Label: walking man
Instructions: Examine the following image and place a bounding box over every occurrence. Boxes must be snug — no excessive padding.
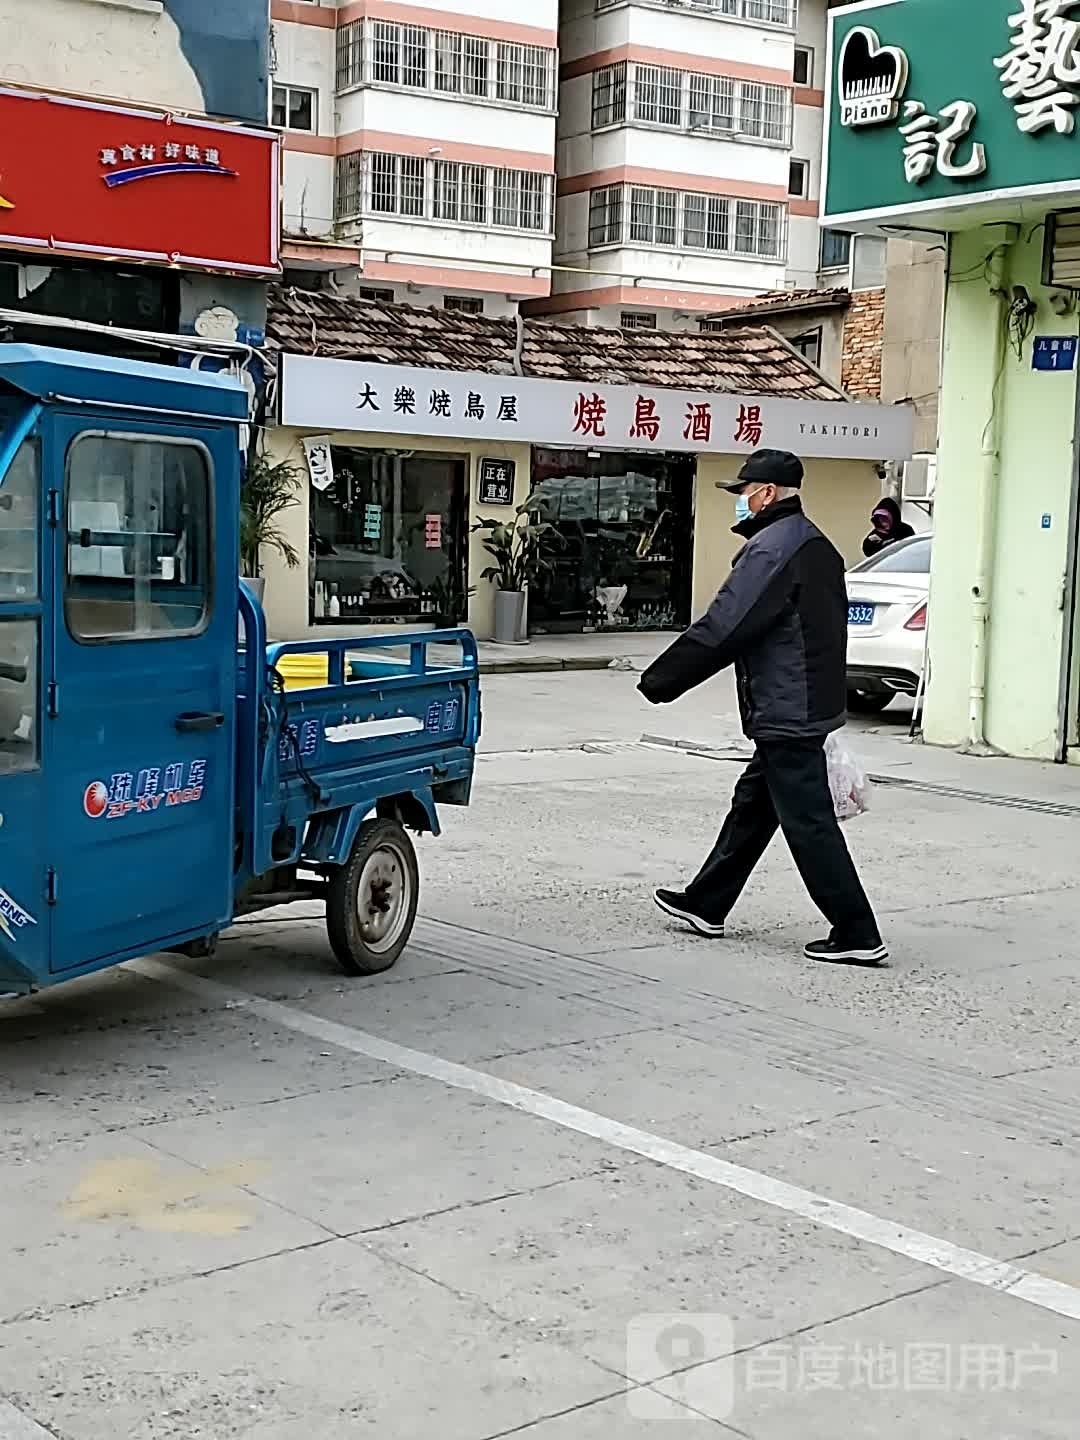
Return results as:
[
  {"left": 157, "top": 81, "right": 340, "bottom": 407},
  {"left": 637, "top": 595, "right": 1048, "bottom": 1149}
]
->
[{"left": 638, "top": 449, "right": 887, "bottom": 966}]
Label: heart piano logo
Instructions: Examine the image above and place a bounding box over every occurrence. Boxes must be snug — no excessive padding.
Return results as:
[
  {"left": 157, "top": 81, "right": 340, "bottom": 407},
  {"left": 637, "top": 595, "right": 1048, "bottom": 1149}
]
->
[{"left": 838, "top": 26, "right": 909, "bottom": 128}]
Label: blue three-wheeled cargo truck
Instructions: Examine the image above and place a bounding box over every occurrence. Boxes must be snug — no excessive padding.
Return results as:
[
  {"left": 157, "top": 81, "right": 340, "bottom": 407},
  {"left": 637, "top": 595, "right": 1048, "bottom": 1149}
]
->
[{"left": 0, "top": 344, "right": 480, "bottom": 996}]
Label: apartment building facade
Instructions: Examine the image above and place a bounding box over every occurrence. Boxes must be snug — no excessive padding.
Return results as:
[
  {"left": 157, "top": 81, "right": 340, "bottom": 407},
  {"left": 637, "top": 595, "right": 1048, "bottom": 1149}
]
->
[
  {"left": 271, "top": 0, "right": 861, "bottom": 323},
  {"left": 272, "top": 0, "right": 559, "bottom": 317}
]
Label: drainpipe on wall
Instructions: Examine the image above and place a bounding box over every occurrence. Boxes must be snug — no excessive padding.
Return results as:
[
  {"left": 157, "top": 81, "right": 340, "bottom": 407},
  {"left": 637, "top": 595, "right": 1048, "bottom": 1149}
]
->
[{"left": 966, "top": 231, "right": 1015, "bottom": 753}]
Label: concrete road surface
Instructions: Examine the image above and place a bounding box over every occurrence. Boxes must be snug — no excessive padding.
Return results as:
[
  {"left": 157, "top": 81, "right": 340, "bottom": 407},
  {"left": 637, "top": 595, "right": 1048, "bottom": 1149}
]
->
[{"left": 2, "top": 655, "right": 1079, "bottom": 1438}]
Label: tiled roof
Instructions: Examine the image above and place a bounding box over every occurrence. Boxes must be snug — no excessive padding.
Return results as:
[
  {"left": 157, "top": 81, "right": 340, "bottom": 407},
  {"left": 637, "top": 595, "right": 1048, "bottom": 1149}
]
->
[
  {"left": 710, "top": 287, "right": 852, "bottom": 321},
  {"left": 266, "top": 288, "right": 844, "bottom": 402}
]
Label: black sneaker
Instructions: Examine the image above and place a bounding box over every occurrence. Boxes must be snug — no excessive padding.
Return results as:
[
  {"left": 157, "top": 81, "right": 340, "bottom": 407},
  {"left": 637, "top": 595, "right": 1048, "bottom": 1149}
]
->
[
  {"left": 653, "top": 888, "right": 726, "bottom": 938},
  {"left": 805, "top": 937, "right": 889, "bottom": 967}
]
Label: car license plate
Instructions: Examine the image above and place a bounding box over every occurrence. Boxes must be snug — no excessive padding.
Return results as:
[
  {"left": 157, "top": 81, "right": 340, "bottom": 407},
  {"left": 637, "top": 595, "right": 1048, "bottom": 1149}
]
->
[{"left": 848, "top": 603, "right": 875, "bottom": 626}]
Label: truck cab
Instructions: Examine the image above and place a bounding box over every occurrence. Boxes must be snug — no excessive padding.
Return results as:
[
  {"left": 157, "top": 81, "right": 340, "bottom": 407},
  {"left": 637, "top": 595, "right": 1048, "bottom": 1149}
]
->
[{"left": 0, "top": 344, "right": 479, "bottom": 995}]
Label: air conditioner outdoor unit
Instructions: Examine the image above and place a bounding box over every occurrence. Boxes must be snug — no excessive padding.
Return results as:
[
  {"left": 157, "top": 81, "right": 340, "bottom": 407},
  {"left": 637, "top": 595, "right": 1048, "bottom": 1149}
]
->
[{"left": 901, "top": 455, "right": 936, "bottom": 502}]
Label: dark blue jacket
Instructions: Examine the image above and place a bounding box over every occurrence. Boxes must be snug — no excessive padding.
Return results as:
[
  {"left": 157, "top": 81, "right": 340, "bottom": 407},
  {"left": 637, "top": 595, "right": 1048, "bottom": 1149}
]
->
[{"left": 639, "top": 497, "right": 847, "bottom": 740}]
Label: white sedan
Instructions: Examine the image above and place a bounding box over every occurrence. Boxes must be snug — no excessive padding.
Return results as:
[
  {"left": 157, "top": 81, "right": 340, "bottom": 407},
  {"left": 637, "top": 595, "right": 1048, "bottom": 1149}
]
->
[{"left": 845, "top": 533, "right": 931, "bottom": 714}]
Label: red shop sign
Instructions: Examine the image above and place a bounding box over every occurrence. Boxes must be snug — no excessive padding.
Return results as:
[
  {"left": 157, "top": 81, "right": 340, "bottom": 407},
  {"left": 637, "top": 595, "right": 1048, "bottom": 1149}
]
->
[{"left": 0, "top": 85, "right": 280, "bottom": 275}]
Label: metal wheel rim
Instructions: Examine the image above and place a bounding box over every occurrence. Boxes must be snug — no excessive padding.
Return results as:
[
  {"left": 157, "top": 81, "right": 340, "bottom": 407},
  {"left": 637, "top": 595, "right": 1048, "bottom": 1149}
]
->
[{"left": 356, "top": 841, "right": 412, "bottom": 954}]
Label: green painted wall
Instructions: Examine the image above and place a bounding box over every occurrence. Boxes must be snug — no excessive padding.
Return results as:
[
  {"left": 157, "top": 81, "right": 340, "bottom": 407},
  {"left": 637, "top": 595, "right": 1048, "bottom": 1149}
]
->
[{"left": 924, "top": 225, "right": 1078, "bottom": 758}]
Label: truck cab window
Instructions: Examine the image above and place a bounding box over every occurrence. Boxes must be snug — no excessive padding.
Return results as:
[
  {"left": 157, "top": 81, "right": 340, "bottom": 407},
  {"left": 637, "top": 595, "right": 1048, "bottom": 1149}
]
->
[
  {"left": 0, "top": 436, "right": 39, "bottom": 601},
  {"left": 65, "top": 434, "right": 212, "bottom": 641}
]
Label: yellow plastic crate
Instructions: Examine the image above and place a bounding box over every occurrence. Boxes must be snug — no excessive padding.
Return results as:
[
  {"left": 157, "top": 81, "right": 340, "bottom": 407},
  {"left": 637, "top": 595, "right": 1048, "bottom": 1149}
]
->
[{"left": 276, "top": 653, "right": 330, "bottom": 691}]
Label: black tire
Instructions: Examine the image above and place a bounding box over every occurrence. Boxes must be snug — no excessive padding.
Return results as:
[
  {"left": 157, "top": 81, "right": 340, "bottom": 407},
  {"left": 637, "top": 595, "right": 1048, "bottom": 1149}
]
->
[
  {"left": 847, "top": 689, "right": 892, "bottom": 714},
  {"left": 326, "top": 817, "right": 419, "bottom": 976}
]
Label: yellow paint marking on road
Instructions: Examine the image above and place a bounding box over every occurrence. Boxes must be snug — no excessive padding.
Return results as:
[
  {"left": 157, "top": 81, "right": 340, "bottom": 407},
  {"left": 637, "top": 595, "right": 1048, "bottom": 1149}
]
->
[{"left": 63, "top": 1156, "right": 264, "bottom": 1236}]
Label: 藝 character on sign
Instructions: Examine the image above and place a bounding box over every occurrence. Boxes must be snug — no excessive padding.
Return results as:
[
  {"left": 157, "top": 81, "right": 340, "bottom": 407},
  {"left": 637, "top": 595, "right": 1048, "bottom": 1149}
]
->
[
  {"left": 996, "top": 0, "right": 1080, "bottom": 134},
  {"left": 734, "top": 403, "right": 764, "bottom": 447},
  {"left": 629, "top": 396, "right": 661, "bottom": 442},
  {"left": 899, "top": 100, "right": 986, "bottom": 184},
  {"left": 573, "top": 392, "right": 607, "bottom": 438}
]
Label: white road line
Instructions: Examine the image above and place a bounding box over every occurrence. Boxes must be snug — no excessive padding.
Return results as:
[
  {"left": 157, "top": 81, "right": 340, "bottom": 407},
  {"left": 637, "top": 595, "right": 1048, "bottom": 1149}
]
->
[
  {"left": 133, "top": 957, "right": 1080, "bottom": 1325},
  {"left": 0, "top": 1399, "right": 59, "bottom": 1437}
]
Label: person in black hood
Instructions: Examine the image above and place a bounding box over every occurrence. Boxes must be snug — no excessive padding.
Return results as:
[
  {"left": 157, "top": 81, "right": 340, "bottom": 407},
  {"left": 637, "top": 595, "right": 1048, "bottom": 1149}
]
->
[
  {"left": 638, "top": 449, "right": 886, "bottom": 967},
  {"left": 862, "top": 496, "right": 915, "bottom": 558}
]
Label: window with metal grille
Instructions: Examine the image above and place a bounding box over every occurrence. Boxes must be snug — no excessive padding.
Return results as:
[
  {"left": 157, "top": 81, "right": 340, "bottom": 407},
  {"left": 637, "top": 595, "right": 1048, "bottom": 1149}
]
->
[
  {"left": 733, "top": 199, "right": 781, "bottom": 257},
  {"left": 688, "top": 73, "right": 735, "bottom": 130},
  {"left": 495, "top": 43, "right": 550, "bottom": 106},
  {"left": 461, "top": 164, "right": 488, "bottom": 224},
  {"left": 699, "top": 317, "right": 726, "bottom": 332},
  {"left": 433, "top": 160, "right": 460, "bottom": 221},
  {"left": 634, "top": 65, "right": 682, "bottom": 126},
  {"left": 736, "top": 81, "right": 789, "bottom": 141},
  {"left": 372, "top": 22, "right": 400, "bottom": 83},
  {"left": 588, "top": 186, "right": 623, "bottom": 246},
  {"left": 620, "top": 311, "right": 657, "bottom": 330},
  {"left": 683, "top": 193, "right": 730, "bottom": 253},
  {"left": 370, "top": 21, "right": 426, "bottom": 86},
  {"left": 596, "top": 0, "right": 795, "bottom": 22},
  {"left": 494, "top": 169, "right": 547, "bottom": 231},
  {"left": 593, "top": 62, "right": 628, "bottom": 127},
  {"left": 629, "top": 186, "right": 677, "bottom": 246},
  {"left": 336, "top": 21, "right": 363, "bottom": 91},
  {"left": 444, "top": 295, "right": 484, "bottom": 314},
  {"left": 355, "top": 154, "right": 546, "bottom": 233},
  {"left": 366, "top": 152, "right": 425, "bottom": 217},
  {"left": 434, "top": 30, "right": 462, "bottom": 92},
  {"left": 402, "top": 25, "right": 427, "bottom": 87},
  {"left": 464, "top": 35, "right": 489, "bottom": 96},
  {"left": 334, "top": 152, "right": 364, "bottom": 220}
]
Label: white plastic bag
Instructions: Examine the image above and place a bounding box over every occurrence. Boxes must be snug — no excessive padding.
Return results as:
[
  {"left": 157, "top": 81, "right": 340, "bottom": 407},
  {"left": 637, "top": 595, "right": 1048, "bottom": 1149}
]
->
[{"left": 825, "top": 730, "right": 872, "bottom": 822}]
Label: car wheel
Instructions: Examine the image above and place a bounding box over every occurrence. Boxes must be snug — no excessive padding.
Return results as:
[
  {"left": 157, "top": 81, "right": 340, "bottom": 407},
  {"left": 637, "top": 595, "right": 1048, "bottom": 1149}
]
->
[{"left": 847, "top": 689, "right": 892, "bottom": 715}]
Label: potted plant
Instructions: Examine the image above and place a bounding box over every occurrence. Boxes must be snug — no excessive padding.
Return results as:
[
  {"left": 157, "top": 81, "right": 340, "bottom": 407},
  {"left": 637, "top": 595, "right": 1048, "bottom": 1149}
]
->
[
  {"left": 239, "top": 449, "right": 304, "bottom": 601},
  {"left": 425, "top": 574, "right": 477, "bottom": 628},
  {"left": 473, "top": 502, "right": 558, "bottom": 644}
]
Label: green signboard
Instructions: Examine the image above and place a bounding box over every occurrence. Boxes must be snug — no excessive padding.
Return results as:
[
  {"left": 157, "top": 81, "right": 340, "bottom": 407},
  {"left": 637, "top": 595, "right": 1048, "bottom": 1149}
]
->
[{"left": 824, "top": 0, "right": 1080, "bottom": 228}]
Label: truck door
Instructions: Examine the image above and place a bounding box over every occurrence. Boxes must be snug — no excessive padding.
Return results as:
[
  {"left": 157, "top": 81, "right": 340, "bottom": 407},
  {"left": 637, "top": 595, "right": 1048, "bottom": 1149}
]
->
[
  {"left": 0, "top": 411, "right": 50, "bottom": 991},
  {"left": 48, "top": 415, "right": 237, "bottom": 974}
]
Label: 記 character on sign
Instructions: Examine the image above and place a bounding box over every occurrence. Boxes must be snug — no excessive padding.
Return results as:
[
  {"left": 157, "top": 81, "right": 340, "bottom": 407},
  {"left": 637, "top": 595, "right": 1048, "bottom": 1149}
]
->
[
  {"left": 995, "top": 0, "right": 1080, "bottom": 135},
  {"left": 899, "top": 99, "right": 987, "bottom": 184}
]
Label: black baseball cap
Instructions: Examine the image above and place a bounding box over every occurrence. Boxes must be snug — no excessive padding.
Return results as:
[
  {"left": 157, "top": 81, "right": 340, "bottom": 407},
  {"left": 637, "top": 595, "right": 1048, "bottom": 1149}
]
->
[{"left": 717, "top": 448, "right": 804, "bottom": 492}]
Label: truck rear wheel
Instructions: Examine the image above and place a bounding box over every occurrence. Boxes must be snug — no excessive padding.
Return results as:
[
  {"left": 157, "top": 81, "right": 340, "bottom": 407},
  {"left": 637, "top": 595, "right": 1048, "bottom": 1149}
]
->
[{"left": 327, "top": 818, "right": 419, "bottom": 976}]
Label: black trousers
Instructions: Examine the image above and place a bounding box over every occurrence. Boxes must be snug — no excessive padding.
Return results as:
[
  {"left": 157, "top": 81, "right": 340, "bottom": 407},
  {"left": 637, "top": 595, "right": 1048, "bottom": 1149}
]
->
[{"left": 684, "top": 738, "right": 882, "bottom": 947}]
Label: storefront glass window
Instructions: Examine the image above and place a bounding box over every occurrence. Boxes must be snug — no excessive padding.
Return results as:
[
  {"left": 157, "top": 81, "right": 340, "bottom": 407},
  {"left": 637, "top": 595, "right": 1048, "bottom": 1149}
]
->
[
  {"left": 529, "top": 449, "right": 695, "bottom": 633},
  {"left": 311, "top": 448, "right": 467, "bottom": 624}
]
